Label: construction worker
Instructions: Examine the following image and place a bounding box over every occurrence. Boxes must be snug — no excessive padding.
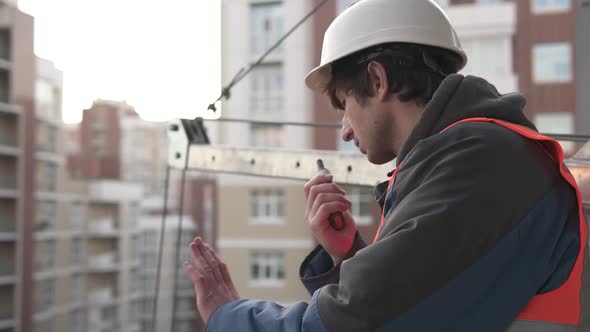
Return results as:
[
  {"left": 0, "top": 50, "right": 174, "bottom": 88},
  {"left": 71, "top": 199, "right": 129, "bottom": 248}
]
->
[{"left": 183, "top": 0, "right": 589, "bottom": 331}]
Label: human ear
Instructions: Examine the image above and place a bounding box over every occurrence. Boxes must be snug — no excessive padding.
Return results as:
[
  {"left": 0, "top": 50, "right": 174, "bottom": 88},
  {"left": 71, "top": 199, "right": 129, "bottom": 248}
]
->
[{"left": 367, "top": 62, "right": 389, "bottom": 101}]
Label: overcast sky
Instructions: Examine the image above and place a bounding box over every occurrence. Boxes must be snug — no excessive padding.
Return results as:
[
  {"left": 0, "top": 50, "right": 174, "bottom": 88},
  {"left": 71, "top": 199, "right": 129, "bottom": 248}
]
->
[{"left": 18, "top": 0, "right": 221, "bottom": 123}]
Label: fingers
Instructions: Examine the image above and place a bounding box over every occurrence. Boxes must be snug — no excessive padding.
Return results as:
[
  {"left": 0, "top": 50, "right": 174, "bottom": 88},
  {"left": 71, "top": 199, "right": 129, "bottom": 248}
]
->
[
  {"left": 199, "top": 240, "right": 224, "bottom": 283},
  {"left": 189, "top": 238, "right": 212, "bottom": 277},
  {"left": 205, "top": 244, "right": 240, "bottom": 299},
  {"left": 305, "top": 182, "right": 347, "bottom": 220},
  {"left": 310, "top": 201, "right": 351, "bottom": 230},
  {"left": 188, "top": 238, "right": 239, "bottom": 300},
  {"left": 304, "top": 174, "right": 333, "bottom": 197},
  {"left": 309, "top": 192, "right": 351, "bottom": 223}
]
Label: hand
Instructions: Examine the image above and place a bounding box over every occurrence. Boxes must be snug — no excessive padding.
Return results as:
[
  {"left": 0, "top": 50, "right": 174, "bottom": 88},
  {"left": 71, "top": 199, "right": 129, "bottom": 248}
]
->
[
  {"left": 182, "top": 237, "right": 239, "bottom": 324},
  {"left": 304, "top": 174, "right": 357, "bottom": 265}
]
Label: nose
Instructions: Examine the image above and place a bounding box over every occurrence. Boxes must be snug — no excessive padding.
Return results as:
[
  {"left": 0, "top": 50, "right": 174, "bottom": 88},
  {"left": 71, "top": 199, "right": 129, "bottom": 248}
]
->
[{"left": 341, "top": 116, "right": 354, "bottom": 142}]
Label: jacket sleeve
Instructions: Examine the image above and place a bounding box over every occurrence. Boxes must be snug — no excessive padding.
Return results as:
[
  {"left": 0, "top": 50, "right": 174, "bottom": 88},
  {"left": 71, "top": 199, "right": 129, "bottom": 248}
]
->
[
  {"left": 207, "top": 289, "right": 328, "bottom": 332},
  {"left": 206, "top": 234, "right": 367, "bottom": 332},
  {"left": 299, "top": 234, "right": 367, "bottom": 295}
]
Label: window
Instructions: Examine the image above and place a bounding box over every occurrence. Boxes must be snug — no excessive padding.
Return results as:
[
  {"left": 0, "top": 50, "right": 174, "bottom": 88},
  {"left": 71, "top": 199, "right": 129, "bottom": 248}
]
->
[
  {"left": 69, "top": 309, "right": 83, "bottom": 332},
  {"left": 140, "top": 252, "right": 157, "bottom": 269},
  {"left": 35, "top": 240, "right": 56, "bottom": 271},
  {"left": 36, "top": 278, "right": 55, "bottom": 313},
  {"left": 478, "top": 0, "right": 502, "bottom": 4},
  {"left": 532, "top": 0, "right": 570, "bottom": 14},
  {"left": 139, "top": 274, "right": 156, "bottom": 291},
  {"left": 70, "top": 201, "right": 85, "bottom": 228},
  {"left": 460, "top": 37, "right": 510, "bottom": 79},
  {"left": 129, "top": 299, "right": 141, "bottom": 322},
  {"left": 36, "top": 79, "right": 59, "bottom": 119},
  {"left": 70, "top": 273, "right": 83, "bottom": 302},
  {"left": 130, "top": 235, "right": 140, "bottom": 260},
  {"left": 70, "top": 309, "right": 85, "bottom": 332},
  {"left": 0, "top": 69, "right": 10, "bottom": 103},
  {"left": 142, "top": 231, "right": 158, "bottom": 248},
  {"left": 348, "top": 187, "right": 373, "bottom": 226},
  {"left": 35, "top": 318, "right": 55, "bottom": 332},
  {"left": 141, "top": 322, "right": 154, "bottom": 332},
  {"left": 250, "top": 63, "right": 283, "bottom": 113},
  {"left": 533, "top": 43, "right": 572, "bottom": 83},
  {"left": 175, "top": 320, "right": 197, "bottom": 332},
  {"left": 0, "top": 29, "right": 10, "bottom": 61},
  {"left": 249, "top": 189, "right": 285, "bottom": 224},
  {"left": 250, "top": 124, "right": 285, "bottom": 147},
  {"left": 36, "top": 201, "right": 57, "bottom": 231},
  {"left": 141, "top": 298, "right": 154, "bottom": 313},
  {"left": 101, "top": 305, "right": 118, "bottom": 322},
  {"left": 175, "top": 298, "right": 195, "bottom": 313},
  {"left": 36, "top": 162, "right": 57, "bottom": 192},
  {"left": 250, "top": 252, "right": 285, "bottom": 287},
  {"left": 250, "top": 2, "right": 284, "bottom": 56},
  {"left": 71, "top": 238, "right": 83, "bottom": 265},
  {"left": 35, "top": 122, "right": 57, "bottom": 152}
]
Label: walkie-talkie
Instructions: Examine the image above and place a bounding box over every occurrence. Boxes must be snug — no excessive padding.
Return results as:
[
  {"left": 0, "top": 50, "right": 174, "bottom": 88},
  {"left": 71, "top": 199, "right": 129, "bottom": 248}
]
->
[{"left": 316, "top": 159, "right": 346, "bottom": 231}]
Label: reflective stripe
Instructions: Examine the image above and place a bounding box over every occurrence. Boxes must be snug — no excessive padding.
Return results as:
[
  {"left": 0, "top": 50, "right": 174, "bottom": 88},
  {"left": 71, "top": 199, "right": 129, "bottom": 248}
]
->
[
  {"left": 506, "top": 319, "right": 578, "bottom": 332},
  {"left": 373, "top": 163, "right": 402, "bottom": 243}
]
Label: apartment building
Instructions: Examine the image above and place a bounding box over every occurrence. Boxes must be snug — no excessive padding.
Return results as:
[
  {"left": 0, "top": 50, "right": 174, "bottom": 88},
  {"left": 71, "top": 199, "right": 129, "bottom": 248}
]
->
[
  {"left": 66, "top": 100, "right": 215, "bottom": 331},
  {"left": 32, "top": 57, "right": 71, "bottom": 332},
  {"left": 513, "top": 0, "right": 583, "bottom": 136},
  {"left": 0, "top": 2, "right": 36, "bottom": 331},
  {"left": 120, "top": 117, "right": 168, "bottom": 194},
  {"left": 66, "top": 100, "right": 138, "bottom": 180},
  {"left": 83, "top": 180, "right": 143, "bottom": 332}
]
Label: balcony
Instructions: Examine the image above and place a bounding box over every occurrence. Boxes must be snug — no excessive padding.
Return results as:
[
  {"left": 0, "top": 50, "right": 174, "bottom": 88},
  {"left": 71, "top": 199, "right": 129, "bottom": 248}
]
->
[
  {"left": 88, "top": 288, "right": 115, "bottom": 305},
  {"left": 0, "top": 262, "right": 15, "bottom": 285},
  {"left": 0, "top": 318, "right": 15, "bottom": 330},
  {"left": 0, "top": 232, "right": 16, "bottom": 242},
  {"left": 126, "top": 323, "right": 141, "bottom": 332},
  {"left": 0, "top": 102, "right": 19, "bottom": 115},
  {"left": 0, "top": 132, "right": 18, "bottom": 157},
  {"left": 89, "top": 180, "right": 143, "bottom": 203},
  {"left": 0, "top": 58, "right": 10, "bottom": 71},
  {"left": 88, "top": 303, "right": 119, "bottom": 331},
  {"left": 87, "top": 218, "right": 119, "bottom": 237},
  {"left": 0, "top": 145, "right": 18, "bottom": 157},
  {"left": 0, "top": 207, "right": 16, "bottom": 241},
  {"left": 87, "top": 252, "right": 119, "bottom": 272}
]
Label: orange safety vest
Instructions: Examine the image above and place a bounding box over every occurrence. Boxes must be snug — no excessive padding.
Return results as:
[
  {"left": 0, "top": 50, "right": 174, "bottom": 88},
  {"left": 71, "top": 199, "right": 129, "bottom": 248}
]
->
[{"left": 374, "top": 117, "right": 588, "bottom": 331}]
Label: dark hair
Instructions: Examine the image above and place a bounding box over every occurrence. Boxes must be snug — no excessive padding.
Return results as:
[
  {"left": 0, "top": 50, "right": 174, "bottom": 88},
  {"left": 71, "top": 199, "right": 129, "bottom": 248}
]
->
[{"left": 325, "top": 43, "right": 463, "bottom": 109}]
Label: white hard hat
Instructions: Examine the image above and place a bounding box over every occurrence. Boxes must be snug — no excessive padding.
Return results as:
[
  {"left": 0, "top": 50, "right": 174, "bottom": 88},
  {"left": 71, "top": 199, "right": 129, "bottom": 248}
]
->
[{"left": 305, "top": 0, "right": 467, "bottom": 91}]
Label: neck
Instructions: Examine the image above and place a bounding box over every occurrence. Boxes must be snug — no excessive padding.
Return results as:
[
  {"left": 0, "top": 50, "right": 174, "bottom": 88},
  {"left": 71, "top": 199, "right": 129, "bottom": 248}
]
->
[{"left": 391, "top": 100, "right": 425, "bottom": 156}]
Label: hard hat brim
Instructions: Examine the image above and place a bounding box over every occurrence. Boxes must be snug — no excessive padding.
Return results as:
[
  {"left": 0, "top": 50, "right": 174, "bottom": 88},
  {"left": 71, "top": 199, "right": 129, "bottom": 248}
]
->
[{"left": 305, "top": 63, "right": 332, "bottom": 92}]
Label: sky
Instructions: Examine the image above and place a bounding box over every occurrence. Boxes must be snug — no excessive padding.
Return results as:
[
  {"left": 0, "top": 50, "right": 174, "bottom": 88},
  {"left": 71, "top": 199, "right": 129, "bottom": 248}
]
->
[{"left": 18, "top": 0, "right": 221, "bottom": 123}]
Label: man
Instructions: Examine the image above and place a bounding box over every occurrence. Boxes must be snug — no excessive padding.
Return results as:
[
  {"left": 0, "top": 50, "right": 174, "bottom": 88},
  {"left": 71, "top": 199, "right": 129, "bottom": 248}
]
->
[{"left": 183, "top": 0, "right": 589, "bottom": 331}]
